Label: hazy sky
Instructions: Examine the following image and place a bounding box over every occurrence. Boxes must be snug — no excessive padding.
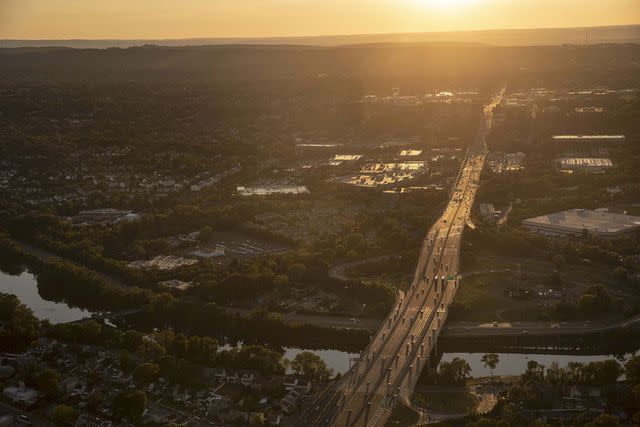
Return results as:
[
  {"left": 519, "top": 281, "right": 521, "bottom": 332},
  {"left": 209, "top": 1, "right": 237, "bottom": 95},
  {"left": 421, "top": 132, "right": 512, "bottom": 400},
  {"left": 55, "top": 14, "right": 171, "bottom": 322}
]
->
[{"left": 1, "top": 0, "right": 639, "bottom": 39}]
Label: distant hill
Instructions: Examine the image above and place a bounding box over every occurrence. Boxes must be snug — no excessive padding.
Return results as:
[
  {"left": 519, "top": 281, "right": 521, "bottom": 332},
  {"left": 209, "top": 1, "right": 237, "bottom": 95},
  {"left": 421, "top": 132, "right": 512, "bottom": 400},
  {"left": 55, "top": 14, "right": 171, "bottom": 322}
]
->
[{"left": 1, "top": 25, "right": 639, "bottom": 49}]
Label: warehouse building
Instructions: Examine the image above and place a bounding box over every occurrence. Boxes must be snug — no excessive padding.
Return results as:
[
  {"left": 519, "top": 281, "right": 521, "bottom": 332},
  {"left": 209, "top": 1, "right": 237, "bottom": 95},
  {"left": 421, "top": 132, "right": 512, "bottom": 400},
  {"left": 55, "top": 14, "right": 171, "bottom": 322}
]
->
[
  {"left": 552, "top": 135, "right": 625, "bottom": 143},
  {"left": 558, "top": 157, "right": 613, "bottom": 172},
  {"left": 522, "top": 209, "right": 640, "bottom": 238}
]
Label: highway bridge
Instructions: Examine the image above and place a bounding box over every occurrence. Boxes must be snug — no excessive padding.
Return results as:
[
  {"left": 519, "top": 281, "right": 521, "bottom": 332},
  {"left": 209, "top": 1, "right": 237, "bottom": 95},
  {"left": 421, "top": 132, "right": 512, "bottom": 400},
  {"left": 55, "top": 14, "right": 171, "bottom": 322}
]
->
[{"left": 302, "top": 86, "right": 506, "bottom": 427}]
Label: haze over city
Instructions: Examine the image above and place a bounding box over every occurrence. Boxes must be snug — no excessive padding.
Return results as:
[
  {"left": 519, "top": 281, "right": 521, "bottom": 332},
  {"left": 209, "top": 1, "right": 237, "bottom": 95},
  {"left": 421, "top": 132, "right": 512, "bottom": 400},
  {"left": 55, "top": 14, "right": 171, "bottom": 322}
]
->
[
  {"left": 1, "top": 0, "right": 639, "bottom": 39},
  {"left": 1, "top": 1, "right": 640, "bottom": 427}
]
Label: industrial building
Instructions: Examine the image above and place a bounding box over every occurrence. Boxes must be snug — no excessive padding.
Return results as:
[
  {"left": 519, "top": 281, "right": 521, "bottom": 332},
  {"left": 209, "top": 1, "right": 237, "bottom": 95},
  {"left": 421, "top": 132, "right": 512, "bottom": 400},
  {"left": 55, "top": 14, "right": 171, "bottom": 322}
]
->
[
  {"left": 552, "top": 135, "right": 625, "bottom": 143},
  {"left": 558, "top": 157, "right": 613, "bottom": 172},
  {"left": 522, "top": 209, "right": 640, "bottom": 238}
]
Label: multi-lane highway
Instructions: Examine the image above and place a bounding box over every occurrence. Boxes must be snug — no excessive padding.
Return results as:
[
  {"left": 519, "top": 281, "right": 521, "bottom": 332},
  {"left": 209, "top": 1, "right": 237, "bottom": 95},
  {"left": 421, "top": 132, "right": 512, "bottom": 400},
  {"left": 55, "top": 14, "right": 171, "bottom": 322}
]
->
[{"left": 303, "top": 87, "right": 505, "bottom": 427}]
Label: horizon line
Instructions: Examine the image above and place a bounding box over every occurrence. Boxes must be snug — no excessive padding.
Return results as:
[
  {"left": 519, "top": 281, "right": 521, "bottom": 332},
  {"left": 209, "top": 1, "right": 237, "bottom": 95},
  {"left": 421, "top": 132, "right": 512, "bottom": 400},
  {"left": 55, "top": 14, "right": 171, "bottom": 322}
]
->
[{"left": 2, "top": 23, "right": 639, "bottom": 43}]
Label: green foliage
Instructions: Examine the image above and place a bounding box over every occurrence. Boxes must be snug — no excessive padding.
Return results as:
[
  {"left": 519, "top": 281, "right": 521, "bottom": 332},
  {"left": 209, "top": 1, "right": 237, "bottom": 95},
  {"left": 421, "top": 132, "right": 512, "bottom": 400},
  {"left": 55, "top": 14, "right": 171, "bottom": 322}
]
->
[
  {"left": 33, "top": 259, "right": 150, "bottom": 311},
  {"left": 35, "top": 368, "right": 61, "bottom": 398},
  {"left": 581, "top": 359, "right": 622, "bottom": 386},
  {"left": 113, "top": 390, "right": 147, "bottom": 422},
  {"left": 287, "top": 263, "right": 307, "bottom": 282},
  {"left": 437, "top": 357, "right": 472, "bottom": 384},
  {"left": 584, "top": 413, "right": 620, "bottom": 427},
  {"left": 46, "top": 320, "right": 104, "bottom": 344},
  {"left": 0, "top": 292, "right": 39, "bottom": 341},
  {"left": 133, "top": 362, "right": 160, "bottom": 384},
  {"left": 50, "top": 404, "right": 78, "bottom": 426},
  {"left": 119, "top": 330, "right": 144, "bottom": 352},
  {"left": 198, "top": 226, "right": 214, "bottom": 242},
  {"left": 481, "top": 353, "right": 500, "bottom": 378},
  {"left": 291, "top": 352, "right": 333, "bottom": 381},
  {"left": 577, "top": 285, "right": 612, "bottom": 315},
  {"left": 384, "top": 404, "right": 419, "bottom": 427},
  {"left": 625, "top": 355, "right": 640, "bottom": 385}
]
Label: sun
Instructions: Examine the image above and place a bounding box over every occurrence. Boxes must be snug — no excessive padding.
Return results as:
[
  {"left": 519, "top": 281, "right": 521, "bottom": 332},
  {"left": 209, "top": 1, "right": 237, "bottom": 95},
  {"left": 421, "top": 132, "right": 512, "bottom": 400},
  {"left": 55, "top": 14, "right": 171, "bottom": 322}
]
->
[{"left": 417, "top": 0, "right": 479, "bottom": 9}]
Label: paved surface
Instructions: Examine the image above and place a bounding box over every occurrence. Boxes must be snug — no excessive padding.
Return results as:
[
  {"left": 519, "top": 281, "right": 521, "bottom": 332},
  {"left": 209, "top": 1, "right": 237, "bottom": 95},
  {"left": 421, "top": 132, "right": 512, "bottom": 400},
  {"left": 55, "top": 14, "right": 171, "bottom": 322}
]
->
[
  {"left": 443, "top": 314, "right": 640, "bottom": 337},
  {"left": 301, "top": 86, "right": 506, "bottom": 427},
  {"left": 0, "top": 401, "right": 53, "bottom": 427}
]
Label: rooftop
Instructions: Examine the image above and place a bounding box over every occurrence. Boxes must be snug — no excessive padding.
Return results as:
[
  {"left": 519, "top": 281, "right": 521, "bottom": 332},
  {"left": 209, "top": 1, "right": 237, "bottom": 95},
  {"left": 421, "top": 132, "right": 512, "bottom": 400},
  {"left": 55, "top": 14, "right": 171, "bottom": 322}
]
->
[
  {"left": 552, "top": 135, "right": 625, "bottom": 141},
  {"left": 559, "top": 158, "right": 613, "bottom": 168},
  {"left": 523, "top": 209, "right": 640, "bottom": 237}
]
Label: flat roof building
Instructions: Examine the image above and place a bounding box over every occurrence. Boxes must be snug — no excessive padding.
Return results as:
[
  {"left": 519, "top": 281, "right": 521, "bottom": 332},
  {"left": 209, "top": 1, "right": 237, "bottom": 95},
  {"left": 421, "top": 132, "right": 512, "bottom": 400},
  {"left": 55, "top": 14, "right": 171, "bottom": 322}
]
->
[
  {"left": 552, "top": 135, "right": 625, "bottom": 143},
  {"left": 558, "top": 157, "right": 613, "bottom": 172},
  {"left": 522, "top": 209, "right": 640, "bottom": 238}
]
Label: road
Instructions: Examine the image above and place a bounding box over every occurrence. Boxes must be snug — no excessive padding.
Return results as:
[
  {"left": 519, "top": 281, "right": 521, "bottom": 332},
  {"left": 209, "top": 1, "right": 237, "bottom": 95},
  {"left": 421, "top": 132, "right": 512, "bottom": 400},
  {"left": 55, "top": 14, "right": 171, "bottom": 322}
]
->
[
  {"left": 0, "top": 401, "right": 53, "bottom": 427},
  {"left": 444, "top": 313, "right": 640, "bottom": 337},
  {"left": 301, "top": 86, "right": 505, "bottom": 427}
]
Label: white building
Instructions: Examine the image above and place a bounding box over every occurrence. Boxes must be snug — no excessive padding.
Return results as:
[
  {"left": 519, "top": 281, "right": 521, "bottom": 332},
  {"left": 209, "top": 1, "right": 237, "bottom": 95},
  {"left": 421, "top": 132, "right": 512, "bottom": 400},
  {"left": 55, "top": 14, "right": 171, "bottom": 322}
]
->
[
  {"left": 522, "top": 209, "right": 640, "bottom": 238},
  {"left": 552, "top": 135, "right": 625, "bottom": 143},
  {"left": 558, "top": 157, "right": 613, "bottom": 172},
  {"left": 3, "top": 385, "right": 38, "bottom": 407}
]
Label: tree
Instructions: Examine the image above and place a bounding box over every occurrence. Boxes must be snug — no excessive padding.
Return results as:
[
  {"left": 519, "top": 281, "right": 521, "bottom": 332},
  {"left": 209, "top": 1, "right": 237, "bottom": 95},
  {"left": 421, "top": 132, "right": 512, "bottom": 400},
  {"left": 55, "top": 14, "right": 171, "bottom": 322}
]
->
[
  {"left": 582, "top": 360, "right": 622, "bottom": 386},
  {"left": 625, "top": 355, "right": 640, "bottom": 385},
  {"left": 567, "top": 361, "right": 584, "bottom": 384},
  {"left": 287, "top": 263, "right": 307, "bottom": 282},
  {"left": 113, "top": 390, "right": 147, "bottom": 422},
  {"left": 0, "top": 293, "right": 39, "bottom": 340},
  {"left": 119, "top": 330, "right": 143, "bottom": 352},
  {"left": 119, "top": 349, "right": 136, "bottom": 372},
  {"left": 438, "top": 357, "right": 471, "bottom": 384},
  {"left": 51, "top": 404, "right": 78, "bottom": 426},
  {"left": 35, "top": 368, "right": 60, "bottom": 398},
  {"left": 521, "top": 361, "right": 545, "bottom": 387},
  {"left": 136, "top": 339, "right": 166, "bottom": 361},
  {"left": 578, "top": 285, "right": 612, "bottom": 315},
  {"left": 199, "top": 226, "right": 214, "bottom": 242},
  {"left": 480, "top": 353, "right": 499, "bottom": 379},
  {"left": 133, "top": 363, "right": 160, "bottom": 384},
  {"left": 291, "top": 352, "right": 333, "bottom": 381},
  {"left": 584, "top": 413, "right": 619, "bottom": 427}
]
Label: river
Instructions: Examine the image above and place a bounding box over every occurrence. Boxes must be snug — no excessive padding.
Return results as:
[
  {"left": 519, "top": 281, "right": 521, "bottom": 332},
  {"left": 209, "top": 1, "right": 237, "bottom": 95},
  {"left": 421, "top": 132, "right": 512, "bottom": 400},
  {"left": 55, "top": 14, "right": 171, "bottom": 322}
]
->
[
  {"left": 440, "top": 352, "right": 635, "bottom": 377},
  {"left": 0, "top": 269, "right": 92, "bottom": 324},
  {"left": 1, "top": 270, "right": 633, "bottom": 376}
]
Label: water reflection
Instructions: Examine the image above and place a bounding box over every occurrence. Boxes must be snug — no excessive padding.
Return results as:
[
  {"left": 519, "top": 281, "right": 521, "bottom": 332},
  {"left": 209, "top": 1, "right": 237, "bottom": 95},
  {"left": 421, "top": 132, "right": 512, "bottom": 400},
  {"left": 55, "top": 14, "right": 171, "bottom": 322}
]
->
[
  {"left": 0, "top": 270, "right": 91, "bottom": 324},
  {"left": 440, "top": 352, "right": 636, "bottom": 377},
  {"left": 284, "top": 347, "right": 358, "bottom": 375}
]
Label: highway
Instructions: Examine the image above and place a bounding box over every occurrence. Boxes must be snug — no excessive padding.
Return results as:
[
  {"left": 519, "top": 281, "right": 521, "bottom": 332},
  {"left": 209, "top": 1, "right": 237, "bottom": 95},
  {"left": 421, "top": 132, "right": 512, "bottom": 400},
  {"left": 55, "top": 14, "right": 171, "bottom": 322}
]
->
[{"left": 302, "top": 86, "right": 505, "bottom": 427}]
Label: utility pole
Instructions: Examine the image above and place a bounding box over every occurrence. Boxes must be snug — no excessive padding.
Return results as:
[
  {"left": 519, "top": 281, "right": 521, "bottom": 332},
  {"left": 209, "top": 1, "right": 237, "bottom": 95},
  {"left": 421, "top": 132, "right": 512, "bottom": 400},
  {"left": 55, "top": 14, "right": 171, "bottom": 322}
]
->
[{"left": 515, "top": 263, "right": 522, "bottom": 297}]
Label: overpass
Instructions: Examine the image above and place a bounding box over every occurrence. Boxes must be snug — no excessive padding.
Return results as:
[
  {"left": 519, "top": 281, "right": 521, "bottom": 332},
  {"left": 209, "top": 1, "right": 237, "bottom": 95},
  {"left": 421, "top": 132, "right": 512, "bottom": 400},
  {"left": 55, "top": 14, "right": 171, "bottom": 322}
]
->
[{"left": 302, "top": 86, "right": 505, "bottom": 427}]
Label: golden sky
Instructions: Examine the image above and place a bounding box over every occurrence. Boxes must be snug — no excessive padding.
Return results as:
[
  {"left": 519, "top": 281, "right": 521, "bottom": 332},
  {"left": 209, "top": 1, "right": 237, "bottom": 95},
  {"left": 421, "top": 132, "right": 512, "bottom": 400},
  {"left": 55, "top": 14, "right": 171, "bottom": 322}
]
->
[{"left": 1, "top": 0, "right": 639, "bottom": 39}]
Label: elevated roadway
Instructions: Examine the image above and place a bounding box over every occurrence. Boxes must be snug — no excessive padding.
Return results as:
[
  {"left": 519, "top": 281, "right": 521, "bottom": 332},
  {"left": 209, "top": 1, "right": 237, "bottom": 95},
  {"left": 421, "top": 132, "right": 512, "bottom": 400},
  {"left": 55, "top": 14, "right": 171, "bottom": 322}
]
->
[{"left": 303, "top": 86, "right": 505, "bottom": 427}]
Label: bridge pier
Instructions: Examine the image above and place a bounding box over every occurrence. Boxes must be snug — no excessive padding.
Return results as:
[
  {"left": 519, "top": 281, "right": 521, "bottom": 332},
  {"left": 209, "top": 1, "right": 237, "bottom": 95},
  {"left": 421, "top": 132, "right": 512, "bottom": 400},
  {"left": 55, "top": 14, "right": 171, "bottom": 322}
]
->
[{"left": 365, "top": 402, "right": 371, "bottom": 425}]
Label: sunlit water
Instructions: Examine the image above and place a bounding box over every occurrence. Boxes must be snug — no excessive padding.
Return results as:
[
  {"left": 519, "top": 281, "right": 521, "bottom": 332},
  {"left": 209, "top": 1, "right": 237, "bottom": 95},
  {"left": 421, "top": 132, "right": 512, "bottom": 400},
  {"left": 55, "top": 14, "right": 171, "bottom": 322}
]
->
[
  {"left": 0, "top": 270, "right": 91, "bottom": 324},
  {"left": 284, "top": 347, "right": 359, "bottom": 375},
  {"left": 2, "top": 270, "right": 633, "bottom": 377},
  {"left": 440, "top": 352, "right": 636, "bottom": 377}
]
